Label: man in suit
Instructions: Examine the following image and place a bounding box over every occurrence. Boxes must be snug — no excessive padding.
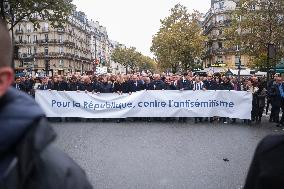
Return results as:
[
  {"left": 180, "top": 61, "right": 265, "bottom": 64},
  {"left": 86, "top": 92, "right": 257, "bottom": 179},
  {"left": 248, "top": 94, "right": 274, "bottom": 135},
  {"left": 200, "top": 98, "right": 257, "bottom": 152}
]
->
[
  {"left": 149, "top": 74, "right": 166, "bottom": 90},
  {"left": 38, "top": 77, "right": 53, "bottom": 90},
  {"left": 177, "top": 73, "right": 193, "bottom": 91},
  {"left": 269, "top": 76, "right": 283, "bottom": 125},
  {"left": 68, "top": 76, "right": 83, "bottom": 91},
  {"left": 13, "top": 77, "right": 27, "bottom": 92},
  {"left": 193, "top": 76, "right": 206, "bottom": 123},
  {"left": 203, "top": 74, "right": 218, "bottom": 90},
  {"left": 129, "top": 74, "right": 144, "bottom": 92},
  {"left": 57, "top": 75, "right": 69, "bottom": 91}
]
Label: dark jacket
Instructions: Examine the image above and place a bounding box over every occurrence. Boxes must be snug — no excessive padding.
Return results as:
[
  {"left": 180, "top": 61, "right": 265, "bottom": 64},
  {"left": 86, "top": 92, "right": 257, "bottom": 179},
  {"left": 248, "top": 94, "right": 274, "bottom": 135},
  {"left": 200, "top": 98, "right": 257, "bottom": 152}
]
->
[
  {"left": 58, "top": 81, "right": 69, "bottom": 91},
  {"left": 221, "top": 81, "right": 234, "bottom": 91},
  {"left": 203, "top": 80, "right": 218, "bottom": 90},
  {"left": 38, "top": 82, "right": 53, "bottom": 90},
  {"left": 13, "top": 83, "right": 27, "bottom": 92},
  {"left": 52, "top": 82, "right": 59, "bottom": 91},
  {"left": 129, "top": 80, "right": 144, "bottom": 92},
  {"left": 69, "top": 82, "right": 83, "bottom": 91},
  {"left": 270, "top": 83, "right": 282, "bottom": 107},
  {"left": 149, "top": 80, "right": 166, "bottom": 90},
  {"left": 256, "top": 88, "right": 266, "bottom": 108},
  {"left": 244, "top": 135, "right": 284, "bottom": 189},
  {"left": 165, "top": 82, "right": 177, "bottom": 90},
  {"left": 98, "top": 82, "right": 113, "bottom": 93},
  {"left": 79, "top": 83, "right": 93, "bottom": 92},
  {"left": 0, "top": 88, "right": 92, "bottom": 189},
  {"left": 177, "top": 79, "right": 192, "bottom": 90}
]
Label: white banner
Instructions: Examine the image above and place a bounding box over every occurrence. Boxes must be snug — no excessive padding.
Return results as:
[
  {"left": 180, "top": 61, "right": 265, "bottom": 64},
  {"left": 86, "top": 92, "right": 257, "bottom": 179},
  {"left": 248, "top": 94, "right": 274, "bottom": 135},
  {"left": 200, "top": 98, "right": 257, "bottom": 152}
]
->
[{"left": 35, "top": 90, "right": 252, "bottom": 119}]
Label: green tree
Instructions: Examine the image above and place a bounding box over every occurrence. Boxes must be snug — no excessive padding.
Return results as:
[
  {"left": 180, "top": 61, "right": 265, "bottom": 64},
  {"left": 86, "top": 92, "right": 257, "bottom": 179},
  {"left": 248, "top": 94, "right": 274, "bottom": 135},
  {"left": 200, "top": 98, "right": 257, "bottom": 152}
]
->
[
  {"left": 138, "top": 55, "right": 157, "bottom": 72},
  {"left": 151, "top": 4, "right": 206, "bottom": 73},
  {"left": 111, "top": 45, "right": 157, "bottom": 73},
  {"left": 111, "top": 46, "right": 140, "bottom": 74},
  {"left": 0, "top": 0, "right": 74, "bottom": 30},
  {"left": 225, "top": 0, "right": 284, "bottom": 69}
]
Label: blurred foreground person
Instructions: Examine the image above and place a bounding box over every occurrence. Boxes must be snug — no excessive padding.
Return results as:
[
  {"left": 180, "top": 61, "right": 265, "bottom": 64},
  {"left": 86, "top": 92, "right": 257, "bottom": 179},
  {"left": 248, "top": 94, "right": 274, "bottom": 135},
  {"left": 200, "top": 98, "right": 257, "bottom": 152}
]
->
[
  {"left": 0, "top": 19, "right": 92, "bottom": 189},
  {"left": 244, "top": 134, "right": 284, "bottom": 189}
]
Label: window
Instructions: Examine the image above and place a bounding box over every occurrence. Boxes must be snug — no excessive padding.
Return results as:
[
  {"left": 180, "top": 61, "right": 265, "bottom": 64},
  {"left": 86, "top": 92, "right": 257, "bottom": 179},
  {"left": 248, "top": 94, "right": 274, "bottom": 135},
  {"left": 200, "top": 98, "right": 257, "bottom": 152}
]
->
[
  {"left": 27, "top": 47, "right": 32, "bottom": 55},
  {"left": 27, "top": 35, "right": 31, "bottom": 43},
  {"left": 218, "top": 42, "right": 223, "bottom": 49},
  {"left": 18, "top": 35, "right": 22, "bottom": 43},
  {"left": 219, "top": 1, "right": 224, "bottom": 9},
  {"left": 44, "top": 22, "right": 49, "bottom": 29},
  {"left": 44, "top": 47, "right": 49, "bottom": 56},
  {"left": 26, "top": 24, "right": 32, "bottom": 32},
  {"left": 217, "top": 15, "right": 224, "bottom": 23},
  {"left": 18, "top": 24, "right": 21, "bottom": 31},
  {"left": 59, "top": 34, "right": 63, "bottom": 42},
  {"left": 33, "top": 35, "right": 37, "bottom": 43},
  {"left": 236, "top": 45, "right": 240, "bottom": 51},
  {"left": 59, "top": 46, "right": 64, "bottom": 54},
  {"left": 219, "top": 29, "right": 223, "bottom": 35},
  {"left": 235, "top": 55, "right": 241, "bottom": 65},
  {"left": 59, "top": 60, "right": 64, "bottom": 67},
  {"left": 217, "top": 56, "right": 223, "bottom": 63},
  {"left": 34, "top": 47, "right": 37, "bottom": 54},
  {"left": 44, "top": 34, "right": 48, "bottom": 42}
]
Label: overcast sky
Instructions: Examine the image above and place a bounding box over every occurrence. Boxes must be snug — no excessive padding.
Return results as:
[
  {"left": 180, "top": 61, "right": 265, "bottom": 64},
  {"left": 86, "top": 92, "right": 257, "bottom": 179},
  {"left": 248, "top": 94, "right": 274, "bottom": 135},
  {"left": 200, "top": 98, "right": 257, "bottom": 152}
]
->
[{"left": 73, "top": 0, "right": 211, "bottom": 57}]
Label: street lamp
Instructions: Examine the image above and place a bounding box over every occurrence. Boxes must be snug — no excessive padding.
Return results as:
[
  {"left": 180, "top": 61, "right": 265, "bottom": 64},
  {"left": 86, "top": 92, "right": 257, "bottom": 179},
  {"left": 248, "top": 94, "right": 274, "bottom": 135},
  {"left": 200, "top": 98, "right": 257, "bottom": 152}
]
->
[
  {"left": 236, "top": 45, "right": 241, "bottom": 81},
  {"left": 267, "top": 43, "right": 276, "bottom": 80}
]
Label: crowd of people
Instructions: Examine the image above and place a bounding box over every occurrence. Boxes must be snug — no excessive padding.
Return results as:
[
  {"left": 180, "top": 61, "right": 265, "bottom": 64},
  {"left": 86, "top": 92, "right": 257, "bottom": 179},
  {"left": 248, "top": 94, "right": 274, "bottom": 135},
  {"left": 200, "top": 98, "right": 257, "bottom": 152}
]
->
[{"left": 12, "top": 71, "right": 284, "bottom": 126}]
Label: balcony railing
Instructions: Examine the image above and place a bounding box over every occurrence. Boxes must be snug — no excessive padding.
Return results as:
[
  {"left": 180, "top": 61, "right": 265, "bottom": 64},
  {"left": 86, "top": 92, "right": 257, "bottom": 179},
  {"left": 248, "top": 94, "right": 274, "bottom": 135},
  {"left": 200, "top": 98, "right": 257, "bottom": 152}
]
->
[
  {"left": 42, "top": 27, "right": 49, "bottom": 32},
  {"left": 57, "top": 28, "right": 65, "bottom": 33},
  {"left": 15, "top": 29, "right": 24, "bottom": 34}
]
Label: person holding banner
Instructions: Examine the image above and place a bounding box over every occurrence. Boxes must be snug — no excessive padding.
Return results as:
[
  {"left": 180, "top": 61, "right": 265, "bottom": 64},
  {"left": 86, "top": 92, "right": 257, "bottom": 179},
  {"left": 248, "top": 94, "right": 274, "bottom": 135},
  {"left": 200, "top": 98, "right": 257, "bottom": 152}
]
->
[
  {"left": 0, "top": 19, "right": 92, "bottom": 189},
  {"left": 149, "top": 74, "right": 166, "bottom": 90},
  {"left": 177, "top": 73, "right": 193, "bottom": 122},
  {"left": 193, "top": 76, "right": 206, "bottom": 123},
  {"left": 220, "top": 77, "right": 234, "bottom": 124},
  {"left": 57, "top": 75, "right": 69, "bottom": 91},
  {"left": 38, "top": 77, "right": 53, "bottom": 90}
]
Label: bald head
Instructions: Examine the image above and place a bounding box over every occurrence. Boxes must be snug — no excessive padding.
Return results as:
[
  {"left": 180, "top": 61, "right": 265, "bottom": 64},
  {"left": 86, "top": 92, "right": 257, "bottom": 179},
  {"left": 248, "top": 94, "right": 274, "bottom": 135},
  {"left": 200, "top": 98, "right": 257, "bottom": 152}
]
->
[{"left": 0, "top": 19, "right": 12, "bottom": 68}]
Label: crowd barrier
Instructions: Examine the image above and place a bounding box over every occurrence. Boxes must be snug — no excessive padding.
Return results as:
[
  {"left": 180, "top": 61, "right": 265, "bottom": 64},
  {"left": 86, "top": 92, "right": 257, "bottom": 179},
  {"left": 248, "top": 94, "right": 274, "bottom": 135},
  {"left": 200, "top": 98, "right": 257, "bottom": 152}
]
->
[{"left": 35, "top": 90, "right": 252, "bottom": 119}]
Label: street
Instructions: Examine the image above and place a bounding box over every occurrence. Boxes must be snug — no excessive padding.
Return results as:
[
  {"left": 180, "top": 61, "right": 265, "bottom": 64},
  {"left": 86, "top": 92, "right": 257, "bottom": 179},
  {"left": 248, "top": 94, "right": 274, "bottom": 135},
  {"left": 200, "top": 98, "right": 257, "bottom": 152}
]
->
[{"left": 52, "top": 118, "right": 284, "bottom": 189}]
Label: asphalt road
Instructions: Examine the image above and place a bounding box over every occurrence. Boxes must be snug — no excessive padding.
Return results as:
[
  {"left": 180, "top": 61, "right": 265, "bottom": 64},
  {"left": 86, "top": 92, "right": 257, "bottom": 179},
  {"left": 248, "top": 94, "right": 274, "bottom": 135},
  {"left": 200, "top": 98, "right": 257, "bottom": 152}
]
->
[{"left": 51, "top": 118, "right": 284, "bottom": 189}]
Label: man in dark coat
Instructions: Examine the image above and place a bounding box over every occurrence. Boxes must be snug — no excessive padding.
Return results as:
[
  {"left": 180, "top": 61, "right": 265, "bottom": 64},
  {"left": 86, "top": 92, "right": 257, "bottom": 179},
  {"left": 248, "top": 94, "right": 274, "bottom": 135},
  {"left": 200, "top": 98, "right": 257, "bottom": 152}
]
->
[
  {"left": 57, "top": 75, "right": 69, "bottom": 91},
  {"left": 38, "top": 77, "right": 53, "bottom": 90},
  {"left": 203, "top": 74, "right": 217, "bottom": 90},
  {"left": 177, "top": 73, "right": 193, "bottom": 90},
  {"left": 97, "top": 77, "right": 113, "bottom": 93},
  {"left": 13, "top": 77, "right": 27, "bottom": 92},
  {"left": 269, "top": 76, "right": 283, "bottom": 125},
  {"left": 79, "top": 76, "right": 93, "bottom": 92},
  {"left": 149, "top": 74, "right": 166, "bottom": 90},
  {"left": 0, "top": 19, "right": 92, "bottom": 189},
  {"left": 129, "top": 74, "right": 144, "bottom": 92},
  {"left": 244, "top": 134, "right": 284, "bottom": 189},
  {"left": 68, "top": 76, "right": 83, "bottom": 91}
]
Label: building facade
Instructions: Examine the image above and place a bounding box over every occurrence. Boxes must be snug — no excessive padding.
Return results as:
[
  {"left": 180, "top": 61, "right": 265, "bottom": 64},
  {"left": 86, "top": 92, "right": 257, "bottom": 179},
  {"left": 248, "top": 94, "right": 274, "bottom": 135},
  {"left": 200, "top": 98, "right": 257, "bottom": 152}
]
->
[
  {"left": 13, "top": 9, "right": 126, "bottom": 76},
  {"left": 14, "top": 10, "right": 93, "bottom": 76},
  {"left": 202, "top": 0, "right": 250, "bottom": 69}
]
